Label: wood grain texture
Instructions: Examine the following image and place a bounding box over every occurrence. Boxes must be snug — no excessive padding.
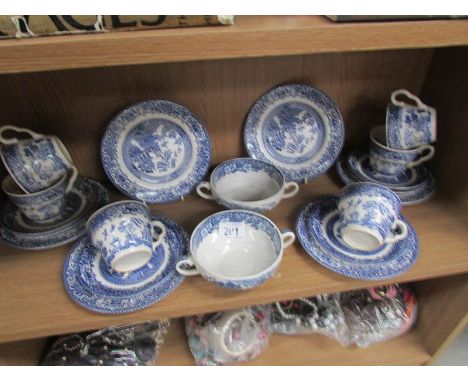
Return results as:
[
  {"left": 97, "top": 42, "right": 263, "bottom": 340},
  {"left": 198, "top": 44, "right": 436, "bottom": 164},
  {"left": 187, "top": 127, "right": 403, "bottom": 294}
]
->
[
  {"left": 0, "top": 175, "right": 467, "bottom": 343},
  {"left": 157, "top": 319, "right": 430, "bottom": 366},
  {"left": 0, "top": 49, "right": 433, "bottom": 180},
  {"left": 0, "top": 16, "right": 465, "bottom": 74},
  {"left": 414, "top": 274, "right": 468, "bottom": 363}
]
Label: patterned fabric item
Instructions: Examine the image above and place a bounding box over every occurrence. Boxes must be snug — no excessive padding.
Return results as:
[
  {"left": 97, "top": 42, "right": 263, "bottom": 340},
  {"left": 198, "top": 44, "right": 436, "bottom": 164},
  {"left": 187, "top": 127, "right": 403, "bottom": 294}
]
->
[
  {"left": 41, "top": 320, "right": 170, "bottom": 366},
  {"left": 185, "top": 306, "right": 270, "bottom": 365}
]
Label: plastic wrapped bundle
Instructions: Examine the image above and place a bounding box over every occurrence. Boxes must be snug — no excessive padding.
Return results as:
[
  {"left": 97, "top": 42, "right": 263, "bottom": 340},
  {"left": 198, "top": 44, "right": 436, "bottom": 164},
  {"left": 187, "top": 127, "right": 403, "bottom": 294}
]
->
[
  {"left": 270, "top": 294, "right": 352, "bottom": 346},
  {"left": 185, "top": 305, "right": 270, "bottom": 365},
  {"left": 340, "top": 284, "right": 417, "bottom": 347},
  {"left": 41, "top": 320, "right": 170, "bottom": 366}
]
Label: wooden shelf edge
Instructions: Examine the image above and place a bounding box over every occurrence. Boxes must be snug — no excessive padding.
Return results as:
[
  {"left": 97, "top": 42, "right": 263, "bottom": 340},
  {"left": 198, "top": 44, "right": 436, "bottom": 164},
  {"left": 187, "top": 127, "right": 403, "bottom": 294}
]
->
[
  {"left": 156, "top": 319, "right": 431, "bottom": 366},
  {"left": 0, "top": 16, "right": 467, "bottom": 74}
]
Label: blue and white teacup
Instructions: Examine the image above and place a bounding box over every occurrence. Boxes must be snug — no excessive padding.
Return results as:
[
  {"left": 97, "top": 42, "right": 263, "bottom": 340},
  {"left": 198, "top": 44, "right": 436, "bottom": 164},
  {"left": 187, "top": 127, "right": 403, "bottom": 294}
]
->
[
  {"left": 87, "top": 201, "right": 166, "bottom": 273},
  {"left": 386, "top": 89, "right": 437, "bottom": 149},
  {"left": 0, "top": 125, "right": 78, "bottom": 193},
  {"left": 176, "top": 210, "right": 295, "bottom": 289},
  {"left": 370, "top": 126, "right": 435, "bottom": 175},
  {"left": 336, "top": 183, "right": 408, "bottom": 251},
  {"left": 2, "top": 172, "right": 71, "bottom": 222},
  {"left": 196, "top": 158, "right": 299, "bottom": 212}
]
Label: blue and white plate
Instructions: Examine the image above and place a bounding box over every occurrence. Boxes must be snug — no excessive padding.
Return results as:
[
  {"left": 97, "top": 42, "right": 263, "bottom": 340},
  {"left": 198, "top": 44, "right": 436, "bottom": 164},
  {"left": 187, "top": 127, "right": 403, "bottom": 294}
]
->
[
  {"left": 244, "top": 84, "right": 345, "bottom": 182},
  {"left": 296, "top": 195, "right": 419, "bottom": 280},
  {"left": 0, "top": 178, "right": 109, "bottom": 250},
  {"left": 101, "top": 100, "right": 212, "bottom": 203},
  {"left": 63, "top": 214, "right": 188, "bottom": 314},
  {"left": 336, "top": 152, "right": 436, "bottom": 205}
]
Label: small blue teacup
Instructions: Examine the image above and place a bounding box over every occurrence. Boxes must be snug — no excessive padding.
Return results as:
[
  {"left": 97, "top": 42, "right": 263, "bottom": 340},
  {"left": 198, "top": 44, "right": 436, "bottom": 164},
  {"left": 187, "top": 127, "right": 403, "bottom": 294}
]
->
[
  {"left": 386, "top": 89, "right": 437, "bottom": 149},
  {"left": 369, "top": 126, "right": 434, "bottom": 175},
  {"left": 2, "top": 172, "right": 71, "bottom": 222},
  {"left": 336, "top": 183, "right": 408, "bottom": 251},
  {"left": 87, "top": 201, "right": 166, "bottom": 273}
]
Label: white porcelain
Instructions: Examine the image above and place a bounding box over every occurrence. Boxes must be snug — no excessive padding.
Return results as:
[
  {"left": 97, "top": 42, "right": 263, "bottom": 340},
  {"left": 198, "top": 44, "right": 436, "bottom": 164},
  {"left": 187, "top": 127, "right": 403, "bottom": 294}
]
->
[
  {"left": 386, "top": 89, "right": 437, "bottom": 149},
  {"left": 370, "top": 126, "right": 435, "bottom": 175},
  {"left": 196, "top": 158, "right": 299, "bottom": 212},
  {"left": 86, "top": 200, "right": 166, "bottom": 273},
  {"left": 176, "top": 210, "right": 295, "bottom": 289},
  {"left": 336, "top": 183, "right": 408, "bottom": 251},
  {"left": 0, "top": 125, "right": 78, "bottom": 193}
]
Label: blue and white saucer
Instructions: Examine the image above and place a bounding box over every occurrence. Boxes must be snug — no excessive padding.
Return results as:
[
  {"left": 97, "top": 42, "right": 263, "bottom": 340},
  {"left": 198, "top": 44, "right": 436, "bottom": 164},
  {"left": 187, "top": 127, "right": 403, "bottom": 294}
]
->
[
  {"left": 244, "top": 84, "right": 344, "bottom": 182},
  {"left": 0, "top": 178, "right": 109, "bottom": 250},
  {"left": 296, "top": 195, "right": 419, "bottom": 280},
  {"left": 101, "top": 100, "right": 212, "bottom": 203},
  {"left": 63, "top": 214, "right": 188, "bottom": 314},
  {"left": 336, "top": 150, "right": 436, "bottom": 205}
]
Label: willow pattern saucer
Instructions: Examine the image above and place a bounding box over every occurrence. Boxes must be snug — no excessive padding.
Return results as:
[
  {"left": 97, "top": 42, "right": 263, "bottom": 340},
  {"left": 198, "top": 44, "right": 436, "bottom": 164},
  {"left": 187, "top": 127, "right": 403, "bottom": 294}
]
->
[
  {"left": 296, "top": 195, "right": 419, "bottom": 280},
  {"left": 63, "top": 214, "right": 188, "bottom": 314},
  {"left": 101, "top": 100, "right": 212, "bottom": 203},
  {"left": 244, "top": 84, "right": 344, "bottom": 182},
  {"left": 0, "top": 178, "right": 109, "bottom": 250}
]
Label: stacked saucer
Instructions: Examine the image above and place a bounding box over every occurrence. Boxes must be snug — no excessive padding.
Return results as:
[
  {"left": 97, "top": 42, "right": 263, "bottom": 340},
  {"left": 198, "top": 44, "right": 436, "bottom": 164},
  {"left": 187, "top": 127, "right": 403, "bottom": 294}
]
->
[
  {"left": 336, "top": 89, "right": 436, "bottom": 205},
  {"left": 63, "top": 202, "right": 189, "bottom": 314}
]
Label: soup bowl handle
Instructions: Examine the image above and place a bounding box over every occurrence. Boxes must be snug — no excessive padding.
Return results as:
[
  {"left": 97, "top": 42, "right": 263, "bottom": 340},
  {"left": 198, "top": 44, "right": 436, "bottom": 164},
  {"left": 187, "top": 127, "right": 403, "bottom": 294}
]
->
[
  {"left": 282, "top": 182, "right": 300, "bottom": 199},
  {"left": 280, "top": 229, "right": 296, "bottom": 248},
  {"left": 196, "top": 182, "right": 215, "bottom": 200},
  {"left": 176, "top": 257, "right": 201, "bottom": 276}
]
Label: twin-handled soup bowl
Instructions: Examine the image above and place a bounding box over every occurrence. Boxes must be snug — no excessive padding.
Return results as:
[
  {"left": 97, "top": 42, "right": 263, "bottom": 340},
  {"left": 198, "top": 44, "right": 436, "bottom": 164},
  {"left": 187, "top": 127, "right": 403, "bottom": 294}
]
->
[
  {"left": 196, "top": 158, "right": 299, "bottom": 212},
  {"left": 176, "top": 210, "right": 296, "bottom": 289},
  {"left": 0, "top": 125, "right": 78, "bottom": 193},
  {"left": 336, "top": 182, "right": 408, "bottom": 252},
  {"left": 87, "top": 200, "right": 166, "bottom": 273}
]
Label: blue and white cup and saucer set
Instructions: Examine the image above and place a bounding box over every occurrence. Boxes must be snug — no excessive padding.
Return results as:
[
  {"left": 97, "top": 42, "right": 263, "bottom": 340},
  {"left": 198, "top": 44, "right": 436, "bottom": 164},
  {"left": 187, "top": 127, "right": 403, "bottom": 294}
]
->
[
  {"left": 336, "top": 89, "right": 437, "bottom": 205},
  {"left": 63, "top": 200, "right": 189, "bottom": 314},
  {"left": 0, "top": 125, "right": 110, "bottom": 250},
  {"left": 296, "top": 183, "right": 419, "bottom": 280}
]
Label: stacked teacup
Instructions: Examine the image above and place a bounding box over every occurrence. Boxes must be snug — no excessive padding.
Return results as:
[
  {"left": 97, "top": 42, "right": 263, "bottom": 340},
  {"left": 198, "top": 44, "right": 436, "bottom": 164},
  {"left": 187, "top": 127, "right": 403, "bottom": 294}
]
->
[
  {"left": 0, "top": 125, "right": 79, "bottom": 223},
  {"left": 369, "top": 89, "right": 436, "bottom": 177}
]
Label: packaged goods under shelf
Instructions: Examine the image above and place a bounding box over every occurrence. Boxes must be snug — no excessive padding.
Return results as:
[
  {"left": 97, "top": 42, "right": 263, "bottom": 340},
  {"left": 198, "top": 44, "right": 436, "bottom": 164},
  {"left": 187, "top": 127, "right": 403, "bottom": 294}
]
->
[
  {"left": 0, "top": 16, "right": 467, "bottom": 74},
  {"left": 157, "top": 319, "right": 431, "bottom": 366},
  {"left": 0, "top": 174, "right": 467, "bottom": 343}
]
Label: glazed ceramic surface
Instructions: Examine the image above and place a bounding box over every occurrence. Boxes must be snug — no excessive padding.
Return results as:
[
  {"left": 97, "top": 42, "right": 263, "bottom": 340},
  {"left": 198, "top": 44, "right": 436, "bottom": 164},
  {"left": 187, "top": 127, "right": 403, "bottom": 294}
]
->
[
  {"left": 63, "top": 214, "right": 188, "bottom": 314},
  {"left": 0, "top": 125, "right": 77, "bottom": 193},
  {"left": 101, "top": 100, "right": 211, "bottom": 203},
  {"left": 0, "top": 178, "right": 109, "bottom": 250},
  {"left": 196, "top": 158, "right": 299, "bottom": 212},
  {"left": 370, "top": 126, "right": 435, "bottom": 176},
  {"left": 337, "top": 183, "right": 408, "bottom": 251},
  {"left": 244, "top": 84, "right": 344, "bottom": 182},
  {"left": 176, "top": 210, "right": 295, "bottom": 289},
  {"left": 296, "top": 195, "right": 419, "bottom": 280},
  {"left": 87, "top": 201, "right": 166, "bottom": 273},
  {"left": 386, "top": 89, "right": 437, "bottom": 149},
  {"left": 2, "top": 173, "right": 70, "bottom": 222}
]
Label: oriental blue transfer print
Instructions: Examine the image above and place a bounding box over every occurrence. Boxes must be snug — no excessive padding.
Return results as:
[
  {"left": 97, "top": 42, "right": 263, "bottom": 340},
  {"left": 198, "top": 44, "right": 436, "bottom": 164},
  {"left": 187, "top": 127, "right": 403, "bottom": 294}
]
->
[
  {"left": 63, "top": 214, "right": 189, "bottom": 314},
  {"left": 386, "top": 104, "right": 435, "bottom": 149},
  {"left": 0, "top": 178, "right": 109, "bottom": 250},
  {"left": 244, "top": 84, "right": 344, "bottom": 182},
  {"left": 295, "top": 195, "right": 419, "bottom": 280},
  {"left": 101, "top": 100, "right": 211, "bottom": 203}
]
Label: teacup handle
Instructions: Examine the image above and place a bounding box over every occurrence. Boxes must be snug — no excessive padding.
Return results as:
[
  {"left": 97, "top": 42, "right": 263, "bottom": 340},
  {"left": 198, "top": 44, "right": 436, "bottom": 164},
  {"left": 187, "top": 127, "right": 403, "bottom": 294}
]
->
[
  {"left": 282, "top": 182, "right": 300, "bottom": 199},
  {"left": 196, "top": 182, "right": 215, "bottom": 200},
  {"left": 281, "top": 229, "right": 296, "bottom": 248},
  {"left": 385, "top": 219, "right": 408, "bottom": 244},
  {"left": 408, "top": 145, "right": 435, "bottom": 168},
  {"left": 215, "top": 310, "right": 260, "bottom": 357},
  {"left": 391, "top": 89, "right": 428, "bottom": 109},
  {"left": 151, "top": 221, "right": 167, "bottom": 250},
  {"left": 175, "top": 257, "right": 200, "bottom": 276},
  {"left": 65, "top": 166, "right": 79, "bottom": 194},
  {"left": 0, "top": 125, "right": 45, "bottom": 145}
]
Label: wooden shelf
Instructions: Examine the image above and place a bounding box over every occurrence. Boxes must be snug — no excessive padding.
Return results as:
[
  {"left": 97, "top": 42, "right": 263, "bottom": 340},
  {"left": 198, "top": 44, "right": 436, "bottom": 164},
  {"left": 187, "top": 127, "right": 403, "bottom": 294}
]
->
[
  {"left": 0, "top": 16, "right": 467, "bottom": 74},
  {"left": 157, "top": 319, "right": 431, "bottom": 366},
  {"left": 0, "top": 174, "right": 467, "bottom": 344}
]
